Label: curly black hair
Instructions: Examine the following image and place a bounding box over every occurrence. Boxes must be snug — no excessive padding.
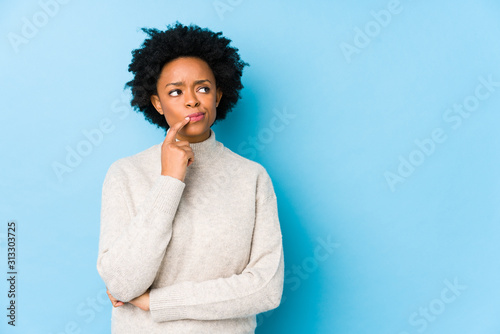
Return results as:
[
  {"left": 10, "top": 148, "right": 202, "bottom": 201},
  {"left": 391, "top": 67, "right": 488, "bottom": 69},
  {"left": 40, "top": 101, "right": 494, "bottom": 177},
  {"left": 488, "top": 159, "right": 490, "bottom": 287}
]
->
[{"left": 124, "top": 22, "right": 249, "bottom": 132}]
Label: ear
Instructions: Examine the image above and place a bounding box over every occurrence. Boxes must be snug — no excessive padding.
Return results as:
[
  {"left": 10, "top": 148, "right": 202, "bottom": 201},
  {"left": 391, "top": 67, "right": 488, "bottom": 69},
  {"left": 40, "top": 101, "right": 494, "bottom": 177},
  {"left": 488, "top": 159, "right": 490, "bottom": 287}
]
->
[
  {"left": 216, "top": 88, "right": 223, "bottom": 107},
  {"left": 150, "top": 95, "right": 163, "bottom": 115}
]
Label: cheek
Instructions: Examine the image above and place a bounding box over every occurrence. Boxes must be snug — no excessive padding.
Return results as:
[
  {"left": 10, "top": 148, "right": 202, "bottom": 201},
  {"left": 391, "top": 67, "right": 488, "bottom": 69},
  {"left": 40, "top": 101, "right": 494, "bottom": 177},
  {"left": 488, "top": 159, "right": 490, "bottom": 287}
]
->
[
  {"left": 202, "top": 95, "right": 217, "bottom": 114},
  {"left": 206, "top": 107, "right": 217, "bottom": 125},
  {"left": 162, "top": 107, "right": 182, "bottom": 127},
  {"left": 209, "top": 102, "right": 217, "bottom": 118},
  {"left": 162, "top": 101, "right": 182, "bottom": 117}
]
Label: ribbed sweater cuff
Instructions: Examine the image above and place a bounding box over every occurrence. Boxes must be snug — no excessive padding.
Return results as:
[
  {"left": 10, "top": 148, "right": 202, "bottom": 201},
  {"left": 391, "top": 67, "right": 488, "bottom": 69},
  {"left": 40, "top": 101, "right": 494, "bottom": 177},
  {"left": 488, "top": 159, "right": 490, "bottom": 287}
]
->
[
  {"left": 149, "top": 175, "right": 186, "bottom": 216},
  {"left": 149, "top": 284, "right": 195, "bottom": 322}
]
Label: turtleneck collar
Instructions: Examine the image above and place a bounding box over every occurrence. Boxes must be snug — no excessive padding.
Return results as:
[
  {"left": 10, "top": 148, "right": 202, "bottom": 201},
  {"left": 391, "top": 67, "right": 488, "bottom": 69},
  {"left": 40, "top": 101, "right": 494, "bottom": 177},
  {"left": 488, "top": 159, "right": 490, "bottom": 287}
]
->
[{"left": 162, "top": 127, "right": 223, "bottom": 168}]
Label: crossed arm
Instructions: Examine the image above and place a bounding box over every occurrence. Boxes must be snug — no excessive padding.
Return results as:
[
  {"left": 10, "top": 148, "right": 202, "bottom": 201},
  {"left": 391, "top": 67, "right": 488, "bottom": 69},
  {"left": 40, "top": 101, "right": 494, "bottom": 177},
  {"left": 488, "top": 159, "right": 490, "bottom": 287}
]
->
[{"left": 97, "top": 165, "right": 284, "bottom": 321}]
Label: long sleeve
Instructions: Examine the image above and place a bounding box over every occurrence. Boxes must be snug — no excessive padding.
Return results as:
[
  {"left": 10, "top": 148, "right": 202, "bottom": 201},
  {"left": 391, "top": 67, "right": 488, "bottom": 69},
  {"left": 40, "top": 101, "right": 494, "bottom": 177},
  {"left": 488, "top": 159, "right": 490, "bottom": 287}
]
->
[
  {"left": 96, "top": 163, "right": 186, "bottom": 302},
  {"left": 148, "top": 168, "right": 285, "bottom": 322}
]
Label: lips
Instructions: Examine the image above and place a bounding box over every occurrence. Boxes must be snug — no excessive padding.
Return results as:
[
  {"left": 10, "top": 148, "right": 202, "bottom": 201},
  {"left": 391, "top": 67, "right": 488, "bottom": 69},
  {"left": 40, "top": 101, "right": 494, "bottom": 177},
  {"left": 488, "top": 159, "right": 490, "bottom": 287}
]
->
[{"left": 187, "top": 112, "right": 205, "bottom": 118}]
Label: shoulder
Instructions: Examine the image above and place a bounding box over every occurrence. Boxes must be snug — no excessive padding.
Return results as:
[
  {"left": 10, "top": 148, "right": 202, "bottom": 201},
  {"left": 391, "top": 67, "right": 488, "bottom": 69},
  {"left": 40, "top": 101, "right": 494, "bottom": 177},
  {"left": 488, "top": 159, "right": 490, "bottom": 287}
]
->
[
  {"left": 220, "top": 145, "right": 270, "bottom": 176},
  {"left": 220, "top": 146, "right": 276, "bottom": 199},
  {"left": 104, "top": 143, "right": 160, "bottom": 183}
]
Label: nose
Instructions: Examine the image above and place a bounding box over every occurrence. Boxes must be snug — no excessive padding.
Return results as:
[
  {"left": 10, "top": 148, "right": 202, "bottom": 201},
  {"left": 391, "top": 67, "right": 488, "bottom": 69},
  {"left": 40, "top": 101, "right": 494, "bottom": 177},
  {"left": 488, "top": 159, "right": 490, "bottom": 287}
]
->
[{"left": 184, "top": 89, "right": 200, "bottom": 108}]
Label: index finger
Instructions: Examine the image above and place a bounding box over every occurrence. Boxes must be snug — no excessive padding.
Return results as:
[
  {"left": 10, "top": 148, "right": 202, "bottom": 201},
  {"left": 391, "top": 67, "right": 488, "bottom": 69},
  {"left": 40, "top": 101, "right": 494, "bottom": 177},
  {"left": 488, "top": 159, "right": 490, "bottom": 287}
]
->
[{"left": 164, "top": 117, "right": 190, "bottom": 144}]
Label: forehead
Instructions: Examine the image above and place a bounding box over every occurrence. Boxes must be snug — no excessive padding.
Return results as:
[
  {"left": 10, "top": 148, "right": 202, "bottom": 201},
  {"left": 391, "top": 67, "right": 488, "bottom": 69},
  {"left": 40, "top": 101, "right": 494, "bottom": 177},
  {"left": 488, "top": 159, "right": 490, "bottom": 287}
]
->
[{"left": 158, "top": 57, "right": 215, "bottom": 81}]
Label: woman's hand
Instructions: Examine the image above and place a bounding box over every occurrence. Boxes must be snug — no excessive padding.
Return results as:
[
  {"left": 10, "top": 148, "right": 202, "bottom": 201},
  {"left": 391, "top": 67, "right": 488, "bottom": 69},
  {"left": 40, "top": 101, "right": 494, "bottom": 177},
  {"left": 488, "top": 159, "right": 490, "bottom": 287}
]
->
[
  {"left": 106, "top": 289, "right": 124, "bottom": 307},
  {"left": 129, "top": 290, "right": 150, "bottom": 311},
  {"left": 161, "top": 117, "right": 193, "bottom": 182},
  {"left": 106, "top": 288, "right": 150, "bottom": 311}
]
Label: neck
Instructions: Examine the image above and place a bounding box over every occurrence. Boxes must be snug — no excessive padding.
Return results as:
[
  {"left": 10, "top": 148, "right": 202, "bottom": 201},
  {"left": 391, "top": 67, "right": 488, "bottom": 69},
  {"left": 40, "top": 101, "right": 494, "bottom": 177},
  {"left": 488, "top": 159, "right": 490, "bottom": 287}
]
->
[{"left": 163, "top": 128, "right": 223, "bottom": 168}]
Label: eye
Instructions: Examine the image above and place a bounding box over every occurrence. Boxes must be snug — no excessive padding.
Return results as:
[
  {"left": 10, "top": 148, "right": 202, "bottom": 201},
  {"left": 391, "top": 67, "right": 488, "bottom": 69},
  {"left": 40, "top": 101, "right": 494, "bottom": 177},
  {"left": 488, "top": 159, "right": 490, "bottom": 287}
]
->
[
  {"left": 169, "top": 89, "right": 181, "bottom": 97},
  {"left": 198, "top": 87, "right": 210, "bottom": 93}
]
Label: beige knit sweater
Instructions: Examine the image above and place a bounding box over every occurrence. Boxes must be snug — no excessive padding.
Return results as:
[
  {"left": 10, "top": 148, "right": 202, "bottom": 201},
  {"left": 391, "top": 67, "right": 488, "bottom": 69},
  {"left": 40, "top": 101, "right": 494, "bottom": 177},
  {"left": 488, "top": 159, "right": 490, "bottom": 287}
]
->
[{"left": 96, "top": 128, "right": 284, "bottom": 333}]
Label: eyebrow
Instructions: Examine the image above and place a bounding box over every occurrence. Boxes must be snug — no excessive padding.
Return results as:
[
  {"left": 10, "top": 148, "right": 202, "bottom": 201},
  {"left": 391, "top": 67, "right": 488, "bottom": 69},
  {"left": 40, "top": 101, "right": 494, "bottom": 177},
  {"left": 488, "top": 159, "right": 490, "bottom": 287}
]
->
[{"left": 165, "top": 79, "right": 212, "bottom": 88}]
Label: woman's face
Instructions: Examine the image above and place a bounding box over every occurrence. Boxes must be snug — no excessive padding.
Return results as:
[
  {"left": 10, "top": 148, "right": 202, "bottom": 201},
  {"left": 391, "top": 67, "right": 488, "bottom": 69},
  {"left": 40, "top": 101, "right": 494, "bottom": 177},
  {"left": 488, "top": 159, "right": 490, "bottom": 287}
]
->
[{"left": 150, "top": 56, "right": 223, "bottom": 142}]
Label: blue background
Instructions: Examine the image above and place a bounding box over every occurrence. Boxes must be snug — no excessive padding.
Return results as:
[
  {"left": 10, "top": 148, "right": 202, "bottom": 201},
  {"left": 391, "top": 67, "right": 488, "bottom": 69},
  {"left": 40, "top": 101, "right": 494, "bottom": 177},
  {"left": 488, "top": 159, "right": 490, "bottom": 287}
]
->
[{"left": 1, "top": 0, "right": 500, "bottom": 333}]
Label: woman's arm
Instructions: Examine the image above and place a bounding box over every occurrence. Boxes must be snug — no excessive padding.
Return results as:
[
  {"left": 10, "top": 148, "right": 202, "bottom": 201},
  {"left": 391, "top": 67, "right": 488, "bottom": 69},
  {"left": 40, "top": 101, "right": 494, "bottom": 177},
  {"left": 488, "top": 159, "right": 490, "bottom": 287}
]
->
[
  {"left": 96, "top": 164, "right": 185, "bottom": 302},
  {"left": 148, "top": 169, "right": 284, "bottom": 322}
]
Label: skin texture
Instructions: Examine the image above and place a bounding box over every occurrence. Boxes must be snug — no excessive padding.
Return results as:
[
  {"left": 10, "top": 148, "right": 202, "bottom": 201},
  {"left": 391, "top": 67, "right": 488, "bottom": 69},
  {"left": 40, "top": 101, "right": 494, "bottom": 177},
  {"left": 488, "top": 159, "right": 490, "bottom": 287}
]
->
[
  {"left": 106, "top": 56, "right": 223, "bottom": 310},
  {"left": 151, "top": 56, "right": 223, "bottom": 142},
  {"left": 106, "top": 288, "right": 150, "bottom": 311},
  {"left": 152, "top": 56, "right": 223, "bottom": 182}
]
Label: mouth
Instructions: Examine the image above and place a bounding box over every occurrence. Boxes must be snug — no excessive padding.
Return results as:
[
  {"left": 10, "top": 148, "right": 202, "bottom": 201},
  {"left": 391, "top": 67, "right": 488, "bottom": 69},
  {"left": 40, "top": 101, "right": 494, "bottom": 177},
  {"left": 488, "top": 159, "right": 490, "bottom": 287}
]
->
[
  {"left": 186, "top": 112, "right": 205, "bottom": 122},
  {"left": 187, "top": 112, "right": 205, "bottom": 118}
]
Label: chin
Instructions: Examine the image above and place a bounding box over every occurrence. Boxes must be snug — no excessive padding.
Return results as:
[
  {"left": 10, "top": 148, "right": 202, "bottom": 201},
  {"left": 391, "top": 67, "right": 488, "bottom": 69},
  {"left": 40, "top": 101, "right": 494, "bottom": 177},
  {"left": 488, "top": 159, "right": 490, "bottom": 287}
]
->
[{"left": 184, "top": 124, "right": 209, "bottom": 135}]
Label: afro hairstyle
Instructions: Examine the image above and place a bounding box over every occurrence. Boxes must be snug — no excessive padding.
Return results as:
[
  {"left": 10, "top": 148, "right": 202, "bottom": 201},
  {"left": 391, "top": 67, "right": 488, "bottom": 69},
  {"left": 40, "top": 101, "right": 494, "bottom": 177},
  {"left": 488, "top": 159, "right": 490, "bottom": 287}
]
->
[{"left": 124, "top": 22, "right": 249, "bottom": 132}]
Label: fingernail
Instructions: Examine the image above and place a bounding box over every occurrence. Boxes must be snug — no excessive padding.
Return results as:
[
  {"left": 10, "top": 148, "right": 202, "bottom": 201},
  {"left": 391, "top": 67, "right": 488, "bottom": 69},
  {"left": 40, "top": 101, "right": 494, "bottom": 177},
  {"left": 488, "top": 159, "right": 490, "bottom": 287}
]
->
[{"left": 185, "top": 117, "right": 190, "bottom": 120}]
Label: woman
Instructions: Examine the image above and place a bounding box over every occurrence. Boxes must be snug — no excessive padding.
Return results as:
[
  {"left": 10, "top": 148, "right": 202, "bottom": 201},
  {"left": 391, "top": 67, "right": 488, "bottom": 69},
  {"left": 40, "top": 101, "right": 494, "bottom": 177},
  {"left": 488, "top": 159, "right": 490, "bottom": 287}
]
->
[{"left": 96, "top": 23, "right": 285, "bottom": 333}]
